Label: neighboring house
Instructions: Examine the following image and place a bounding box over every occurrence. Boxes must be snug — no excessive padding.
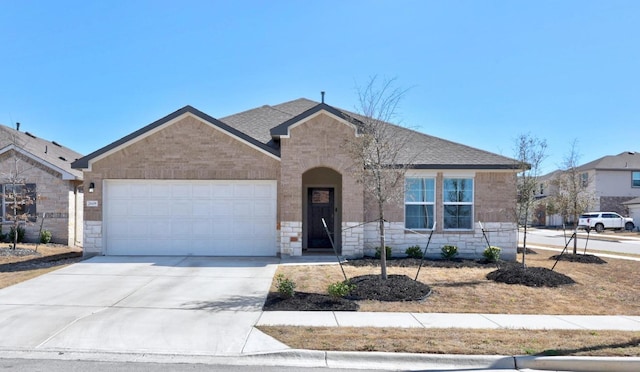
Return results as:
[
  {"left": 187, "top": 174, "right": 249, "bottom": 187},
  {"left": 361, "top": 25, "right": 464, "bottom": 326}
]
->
[
  {"left": 536, "top": 151, "right": 640, "bottom": 226},
  {"left": 0, "top": 124, "right": 83, "bottom": 246},
  {"left": 71, "top": 98, "right": 520, "bottom": 259},
  {"left": 622, "top": 197, "right": 640, "bottom": 230}
]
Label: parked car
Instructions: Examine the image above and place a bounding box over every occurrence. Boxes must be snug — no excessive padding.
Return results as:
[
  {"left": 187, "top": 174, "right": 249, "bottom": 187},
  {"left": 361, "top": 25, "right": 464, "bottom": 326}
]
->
[{"left": 578, "top": 212, "right": 635, "bottom": 233}]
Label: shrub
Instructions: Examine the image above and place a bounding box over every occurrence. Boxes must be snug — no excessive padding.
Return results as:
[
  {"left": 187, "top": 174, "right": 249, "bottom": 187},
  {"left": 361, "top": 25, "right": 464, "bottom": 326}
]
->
[
  {"left": 327, "top": 280, "right": 356, "bottom": 298},
  {"left": 441, "top": 244, "right": 458, "bottom": 260},
  {"left": 9, "top": 226, "right": 26, "bottom": 243},
  {"left": 374, "top": 246, "right": 392, "bottom": 259},
  {"left": 40, "top": 230, "right": 52, "bottom": 244},
  {"left": 405, "top": 245, "right": 423, "bottom": 259},
  {"left": 483, "top": 246, "right": 501, "bottom": 262},
  {"left": 275, "top": 274, "right": 296, "bottom": 298}
]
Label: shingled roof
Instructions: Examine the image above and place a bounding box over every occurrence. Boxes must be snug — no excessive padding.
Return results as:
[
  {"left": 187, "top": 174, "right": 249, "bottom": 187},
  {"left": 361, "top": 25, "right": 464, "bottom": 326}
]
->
[
  {"left": 220, "top": 98, "right": 519, "bottom": 169},
  {"left": 72, "top": 98, "right": 520, "bottom": 170},
  {"left": 0, "top": 124, "right": 83, "bottom": 180},
  {"left": 577, "top": 151, "right": 640, "bottom": 171}
]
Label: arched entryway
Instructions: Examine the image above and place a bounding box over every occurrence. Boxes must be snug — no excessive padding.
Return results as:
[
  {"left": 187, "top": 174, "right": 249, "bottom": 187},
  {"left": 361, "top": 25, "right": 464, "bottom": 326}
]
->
[{"left": 302, "top": 167, "right": 342, "bottom": 254}]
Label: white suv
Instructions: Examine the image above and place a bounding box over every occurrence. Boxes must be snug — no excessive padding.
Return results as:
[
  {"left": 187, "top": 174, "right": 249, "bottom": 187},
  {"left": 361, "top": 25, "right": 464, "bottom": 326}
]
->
[{"left": 578, "top": 212, "right": 635, "bottom": 233}]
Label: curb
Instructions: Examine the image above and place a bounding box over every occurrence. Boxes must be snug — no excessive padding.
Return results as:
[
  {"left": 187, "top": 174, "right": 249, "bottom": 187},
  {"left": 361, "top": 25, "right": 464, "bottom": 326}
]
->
[
  {"left": 1, "top": 348, "right": 639, "bottom": 371},
  {"left": 515, "top": 355, "right": 640, "bottom": 372}
]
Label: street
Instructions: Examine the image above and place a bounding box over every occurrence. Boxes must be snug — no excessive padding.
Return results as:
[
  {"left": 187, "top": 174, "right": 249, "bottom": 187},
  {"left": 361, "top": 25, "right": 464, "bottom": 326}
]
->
[
  {"left": 520, "top": 228, "right": 640, "bottom": 256},
  {"left": 0, "top": 359, "right": 391, "bottom": 372}
]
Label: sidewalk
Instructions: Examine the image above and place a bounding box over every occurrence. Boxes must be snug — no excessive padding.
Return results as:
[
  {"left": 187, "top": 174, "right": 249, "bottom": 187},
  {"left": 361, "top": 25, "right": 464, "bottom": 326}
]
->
[{"left": 256, "top": 311, "right": 640, "bottom": 331}]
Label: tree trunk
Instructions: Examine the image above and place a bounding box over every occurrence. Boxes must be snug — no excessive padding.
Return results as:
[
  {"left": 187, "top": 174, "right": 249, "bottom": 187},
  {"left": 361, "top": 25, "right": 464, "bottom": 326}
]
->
[
  {"left": 522, "top": 223, "right": 527, "bottom": 268},
  {"left": 378, "top": 202, "right": 387, "bottom": 280}
]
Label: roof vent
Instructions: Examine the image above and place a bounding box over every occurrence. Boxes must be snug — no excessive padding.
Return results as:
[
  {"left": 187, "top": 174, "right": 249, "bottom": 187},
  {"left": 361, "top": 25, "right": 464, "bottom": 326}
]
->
[
  {"left": 58, "top": 156, "right": 66, "bottom": 161},
  {"left": 52, "top": 141, "right": 62, "bottom": 147},
  {"left": 629, "top": 151, "right": 635, "bottom": 155},
  {"left": 25, "top": 132, "right": 36, "bottom": 138},
  {"left": 321, "top": 91, "right": 325, "bottom": 103}
]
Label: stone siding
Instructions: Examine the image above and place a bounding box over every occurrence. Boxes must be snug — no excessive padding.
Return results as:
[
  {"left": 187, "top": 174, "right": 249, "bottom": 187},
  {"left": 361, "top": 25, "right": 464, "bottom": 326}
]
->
[
  {"left": 83, "top": 220, "right": 102, "bottom": 256},
  {"left": 599, "top": 196, "right": 635, "bottom": 216},
  {"left": 364, "top": 221, "right": 517, "bottom": 260}
]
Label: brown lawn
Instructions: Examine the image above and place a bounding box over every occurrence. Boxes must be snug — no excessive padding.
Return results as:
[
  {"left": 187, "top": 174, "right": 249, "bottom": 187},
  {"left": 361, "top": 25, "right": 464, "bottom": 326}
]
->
[
  {"left": 0, "top": 243, "right": 83, "bottom": 289},
  {"left": 264, "top": 248, "right": 640, "bottom": 356},
  {"left": 271, "top": 249, "right": 640, "bottom": 315}
]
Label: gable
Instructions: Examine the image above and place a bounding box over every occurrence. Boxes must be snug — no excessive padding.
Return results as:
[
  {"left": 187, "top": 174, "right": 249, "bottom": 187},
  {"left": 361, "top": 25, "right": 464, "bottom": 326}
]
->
[
  {"left": 72, "top": 106, "right": 280, "bottom": 171},
  {"left": 270, "top": 103, "right": 360, "bottom": 139}
]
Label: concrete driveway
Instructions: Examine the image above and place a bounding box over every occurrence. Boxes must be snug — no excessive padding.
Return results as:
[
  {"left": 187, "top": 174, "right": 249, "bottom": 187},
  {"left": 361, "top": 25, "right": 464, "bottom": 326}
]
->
[{"left": 0, "top": 256, "right": 288, "bottom": 356}]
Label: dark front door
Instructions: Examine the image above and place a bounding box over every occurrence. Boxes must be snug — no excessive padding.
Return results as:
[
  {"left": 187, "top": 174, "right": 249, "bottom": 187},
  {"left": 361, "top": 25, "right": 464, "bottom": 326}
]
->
[{"left": 307, "top": 188, "right": 335, "bottom": 248}]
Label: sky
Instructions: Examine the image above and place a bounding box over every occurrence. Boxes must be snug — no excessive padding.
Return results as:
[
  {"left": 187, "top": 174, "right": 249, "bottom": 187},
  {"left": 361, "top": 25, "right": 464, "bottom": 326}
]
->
[{"left": 1, "top": 0, "right": 638, "bottom": 175}]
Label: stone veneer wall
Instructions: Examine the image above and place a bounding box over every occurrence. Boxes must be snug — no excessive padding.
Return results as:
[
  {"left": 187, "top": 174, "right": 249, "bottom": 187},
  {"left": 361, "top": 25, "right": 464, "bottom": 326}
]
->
[
  {"left": 364, "top": 221, "right": 517, "bottom": 260},
  {"left": 83, "top": 220, "right": 102, "bottom": 256}
]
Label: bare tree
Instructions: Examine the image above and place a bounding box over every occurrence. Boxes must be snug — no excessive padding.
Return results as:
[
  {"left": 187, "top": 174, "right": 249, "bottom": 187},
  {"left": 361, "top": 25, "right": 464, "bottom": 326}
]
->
[
  {"left": 346, "top": 77, "right": 414, "bottom": 280},
  {"left": 514, "top": 133, "right": 547, "bottom": 267},
  {"left": 1, "top": 125, "right": 37, "bottom": 248},
  {"left": 549, "top": 139, "right": 595, "bottom": 254}
]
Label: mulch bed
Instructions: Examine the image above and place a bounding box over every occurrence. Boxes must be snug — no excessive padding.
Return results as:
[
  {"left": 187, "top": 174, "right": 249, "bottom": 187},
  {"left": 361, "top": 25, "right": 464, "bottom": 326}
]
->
[
  {"left": 0, "top": 248, "right": 83, "bottom": 272},
  {"left": 549, "top": 253, "right": 607, "bottom": 264},
  {"left": 263, "top": 274, "right": 432, "bottom": 311},
  {"left": 347, "top": 274, "right": 432, "bottom": 302},
  {"left": 486, "top": 264, "right": 576, "bottom": 288},
  {"left": 263, "top": 292, "right": 359, "bottom": 311}
]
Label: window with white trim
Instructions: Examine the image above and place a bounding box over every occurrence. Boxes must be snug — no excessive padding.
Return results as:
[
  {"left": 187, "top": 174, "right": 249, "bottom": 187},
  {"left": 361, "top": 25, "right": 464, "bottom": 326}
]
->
[
  {"left": 443, "top": 178, "right": 473, "bottom": 229},
  {"left": 632, "top": 171, "right": 640, "bottom": 188},
  {"left": 1, "top": 183, "right": 37, "bottom": 222},
  {"left": 405, "top": 177, "right": 435, "bottom": 229}
]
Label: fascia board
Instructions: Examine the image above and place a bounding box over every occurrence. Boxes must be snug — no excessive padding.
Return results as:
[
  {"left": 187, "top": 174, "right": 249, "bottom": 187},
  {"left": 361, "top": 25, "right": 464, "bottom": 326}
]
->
[{"left": 0, "top": 145, "right": 79, "bottom": 180}]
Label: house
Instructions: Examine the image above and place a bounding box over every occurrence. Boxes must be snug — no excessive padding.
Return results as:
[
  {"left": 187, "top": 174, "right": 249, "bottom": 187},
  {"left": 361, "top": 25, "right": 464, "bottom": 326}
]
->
[
  {"left": 71, "top": 98, "right": 520, "bottom": 259},
  {"left": 0, "top": 124, "right": 83, "bottom": 246},
  {"left": 536, "top": 151, "right": 640, "bottom": 226}
]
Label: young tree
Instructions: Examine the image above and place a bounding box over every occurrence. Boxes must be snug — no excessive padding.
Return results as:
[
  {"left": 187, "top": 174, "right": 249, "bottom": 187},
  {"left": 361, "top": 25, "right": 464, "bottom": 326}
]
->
[
  {"left": 550, "top": 139, "right": 595, "bottom": 254},
  {"left": 514, "top": 133, "right": 547, "bottom": 267},
  {"left": 0, "top": 125, "right": 37, "bottom": 249},
  {"left": 346, "top": 77, "right": 415, "bottom": 280}
]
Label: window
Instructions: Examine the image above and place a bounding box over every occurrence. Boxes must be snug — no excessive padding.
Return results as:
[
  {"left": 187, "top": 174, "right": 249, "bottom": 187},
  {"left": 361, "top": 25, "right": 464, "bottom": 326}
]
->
[
  {"left": 539, "top": 183, "right": 544, "bottom": 195},
  {"left": 633, "top": 171, "right": 640, "bottom": 188},
  {"left": 443, "top": 178, "right": 473, "bottom": 229},
  {"left": 405, "top": 177, "right": 435, "bottom": 229},
  {"left": 580, "top": 172, "right": 588, "bottom": 188},
  {"left": 1, "top": 183, "right": 37, "bottom": 222}
]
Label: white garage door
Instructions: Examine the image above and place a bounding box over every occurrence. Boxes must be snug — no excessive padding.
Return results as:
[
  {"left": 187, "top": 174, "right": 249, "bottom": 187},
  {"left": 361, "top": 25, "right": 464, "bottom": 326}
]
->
[{"left": 104, "top": 180, "right": 277, "bottom": 256}]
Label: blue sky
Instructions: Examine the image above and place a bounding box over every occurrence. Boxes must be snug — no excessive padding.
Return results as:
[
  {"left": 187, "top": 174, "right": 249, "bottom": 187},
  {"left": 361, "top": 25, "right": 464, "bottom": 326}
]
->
[{"left": 1, "top": 0, "right": 638, "bottom": 174}]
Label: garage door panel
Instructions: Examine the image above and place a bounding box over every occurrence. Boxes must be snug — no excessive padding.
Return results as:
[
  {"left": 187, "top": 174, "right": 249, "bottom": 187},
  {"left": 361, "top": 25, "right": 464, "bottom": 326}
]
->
[
  {"left": 193, "top": 202, "right": 212, "bottom": 217},
  {"left": 105, "top": 180, "right": 276, "bottom": 256},
  {"left": 151, "top": 184, "right": 172, "bottom": 198},
  {"left": 212, "top": 184, "right": 233, "bottom": 197},
  {"left": 130, "top": 184, "right": 148, "bottom": 198},
  {"left": 109, "top": 201, "right": 129, "bottom": 217},
  {"left": 192, "top": 184, "right": 211, "bottom": 198},
  {"left": 172, "top": 184, "right": 192, "bottom": 199}
]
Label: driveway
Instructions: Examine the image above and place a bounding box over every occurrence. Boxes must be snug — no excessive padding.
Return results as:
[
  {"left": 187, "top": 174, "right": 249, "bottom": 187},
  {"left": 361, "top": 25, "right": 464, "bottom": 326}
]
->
[{"left": 0, "top": 256, "right": 288, "bottom": 356}]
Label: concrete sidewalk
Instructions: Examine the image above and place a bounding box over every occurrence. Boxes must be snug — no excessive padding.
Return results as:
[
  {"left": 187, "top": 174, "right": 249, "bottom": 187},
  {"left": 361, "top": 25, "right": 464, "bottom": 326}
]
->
[{"left": 256, "top": 311, "right": 640, "bottom": 331}]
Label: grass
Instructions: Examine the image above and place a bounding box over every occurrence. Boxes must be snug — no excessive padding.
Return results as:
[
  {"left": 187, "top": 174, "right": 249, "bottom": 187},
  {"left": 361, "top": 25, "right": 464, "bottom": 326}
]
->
[
  {"left": 257, "top": 327, "right": 640, "bottom": 356},
  {"left": 263, "top": 248, "right": 640, "bottom": 356},
  {"left": 270, "top": 249, "right": 640, "bottom": 315}
]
